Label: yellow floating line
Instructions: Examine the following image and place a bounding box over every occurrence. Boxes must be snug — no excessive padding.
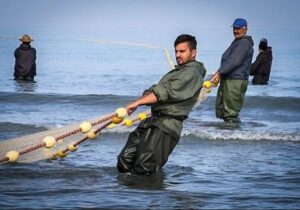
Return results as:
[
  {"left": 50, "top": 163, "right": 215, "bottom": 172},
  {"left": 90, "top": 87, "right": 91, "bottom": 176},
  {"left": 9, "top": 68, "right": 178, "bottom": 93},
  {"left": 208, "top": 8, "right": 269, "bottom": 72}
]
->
[
  {"left": 0, "top": 39, "right": 220, "bottom": 164},
  {"left": 163, "top": 47, "right": 175, "bottom": 68},
  {"left": 81, "top": 39, "right": 174, "bottom": 69},
  {"left": 82, "top": 38, "right": 218, "bottom": 106}
]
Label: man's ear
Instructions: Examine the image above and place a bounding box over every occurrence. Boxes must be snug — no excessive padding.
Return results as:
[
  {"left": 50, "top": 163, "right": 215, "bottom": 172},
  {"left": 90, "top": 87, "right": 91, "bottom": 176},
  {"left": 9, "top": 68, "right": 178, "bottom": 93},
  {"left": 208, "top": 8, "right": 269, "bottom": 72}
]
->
[{"left": 192, "top": 49, "right": 197, "bottom": 59}]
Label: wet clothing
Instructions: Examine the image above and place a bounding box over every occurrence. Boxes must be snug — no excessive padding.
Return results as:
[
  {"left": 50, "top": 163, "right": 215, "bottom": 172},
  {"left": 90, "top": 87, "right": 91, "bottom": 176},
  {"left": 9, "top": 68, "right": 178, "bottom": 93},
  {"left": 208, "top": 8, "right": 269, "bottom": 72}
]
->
[
  {"left": 216, "top": 79, "right": 248, "bottom": 122},
  {"left": 14, "top": 43, "right": 36, "bottom": 81},
  {"left": 216, "top": 36, "right": 254, "bottom": 122},
  {"left": 250, "top": 47, "right": 273, "bottom": 85},
  {"left": 117, "top": 117, "right": 179, "bottom": 175},
  {"left": 117, "top": 61, "right": 206, "bottom": 175}
]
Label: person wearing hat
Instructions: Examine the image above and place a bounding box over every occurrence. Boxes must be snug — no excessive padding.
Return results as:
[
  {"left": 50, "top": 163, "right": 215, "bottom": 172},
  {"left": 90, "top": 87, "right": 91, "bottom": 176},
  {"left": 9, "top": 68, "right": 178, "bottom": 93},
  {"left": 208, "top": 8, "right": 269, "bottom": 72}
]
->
[
  {"left": 14, "top": 34, "right": 37, "bottom": 81},
  {"left": 211, "top": 18, "right": 254, "bottom": 124},
  {"left": 250, "top": 38, "right": 273, "bottom": 85}
]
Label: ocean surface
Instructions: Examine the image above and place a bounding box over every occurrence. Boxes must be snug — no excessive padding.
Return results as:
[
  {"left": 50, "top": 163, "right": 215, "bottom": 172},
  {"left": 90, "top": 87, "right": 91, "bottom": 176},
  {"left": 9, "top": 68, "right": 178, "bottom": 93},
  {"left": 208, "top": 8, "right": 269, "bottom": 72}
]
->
[{"left": 0, "top": 28, "right": 300, "bottom": 209}]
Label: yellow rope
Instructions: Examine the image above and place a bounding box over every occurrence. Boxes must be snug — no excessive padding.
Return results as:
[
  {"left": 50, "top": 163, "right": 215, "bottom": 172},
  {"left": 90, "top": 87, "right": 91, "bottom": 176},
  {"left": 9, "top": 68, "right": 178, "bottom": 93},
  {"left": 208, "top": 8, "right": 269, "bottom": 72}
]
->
[
  {"left": 0, "top": 38, "right": 219, "bottom": 164},
  {"left": 82, "top": 38, "right": 218, "bottom": 107},
  {"left": 81, "top": 39, "right": 174, "bottom": 69},
  {"left": 163, "top": 47, "right": 175, "bottom": 68}
]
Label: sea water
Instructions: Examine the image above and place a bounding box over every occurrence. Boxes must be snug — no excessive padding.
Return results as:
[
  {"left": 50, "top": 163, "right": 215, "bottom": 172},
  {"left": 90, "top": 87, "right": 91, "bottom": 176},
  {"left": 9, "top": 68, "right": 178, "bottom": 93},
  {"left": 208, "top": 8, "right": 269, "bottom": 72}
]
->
[{"left": 0, "top": 28, "right": 299, "bottom": 209}]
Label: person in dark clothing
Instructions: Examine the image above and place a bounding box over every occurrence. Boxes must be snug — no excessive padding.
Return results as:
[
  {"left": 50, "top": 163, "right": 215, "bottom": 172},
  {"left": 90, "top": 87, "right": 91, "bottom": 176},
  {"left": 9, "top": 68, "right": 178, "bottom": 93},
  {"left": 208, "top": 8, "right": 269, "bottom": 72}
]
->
[
  {"left": 14, "top": 34, "right": 37, "bottom": 81},
  {"left": 117, "top": 34, "right": 206, "bottom": 175},
  {"left": 211, "top": 18, "right": 254, "bottom": 124},
  {"left": 250, "top": 38, "right": 273, "bottom": 85}
]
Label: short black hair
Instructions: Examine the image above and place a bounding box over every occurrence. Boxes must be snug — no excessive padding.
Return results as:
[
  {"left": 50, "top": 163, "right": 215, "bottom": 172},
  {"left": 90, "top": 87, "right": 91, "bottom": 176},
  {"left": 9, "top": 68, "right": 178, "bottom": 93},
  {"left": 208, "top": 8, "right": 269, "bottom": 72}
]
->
[{"left": 174, "top": 34, "right": 197, "bottom": 50}]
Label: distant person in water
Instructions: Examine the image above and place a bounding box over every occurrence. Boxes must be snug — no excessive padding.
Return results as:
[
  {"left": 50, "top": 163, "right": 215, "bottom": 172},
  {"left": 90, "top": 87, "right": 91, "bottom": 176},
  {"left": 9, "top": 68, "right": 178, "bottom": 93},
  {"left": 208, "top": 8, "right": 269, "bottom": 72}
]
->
[
  {"left": 250, "top": 38, "right": 273, "bottom": 85},
  {"left": 14, "top": 34, "right": 37, "bottom": 81}
]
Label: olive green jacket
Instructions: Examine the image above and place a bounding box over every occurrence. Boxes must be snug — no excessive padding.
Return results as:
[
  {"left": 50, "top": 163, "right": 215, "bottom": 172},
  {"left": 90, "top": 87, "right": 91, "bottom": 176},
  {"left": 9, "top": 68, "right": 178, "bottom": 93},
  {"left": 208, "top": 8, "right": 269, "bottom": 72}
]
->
[{"left": 144, "top": 60, "right": 206, "bottom": 138}]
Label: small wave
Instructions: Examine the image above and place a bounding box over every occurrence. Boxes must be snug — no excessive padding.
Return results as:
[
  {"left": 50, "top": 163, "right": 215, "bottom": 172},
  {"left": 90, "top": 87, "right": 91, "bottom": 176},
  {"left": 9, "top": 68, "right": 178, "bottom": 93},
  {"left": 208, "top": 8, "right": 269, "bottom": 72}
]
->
[
  {"left": 244, "top": 96, "right": 300, "bottom": 112},
  {"left": 0, "top": 91, "right": 135, "bottom": 106},
  {"left": 1, "top": 120, "right": 299, "bottom": 143},
  {"left": 3, "top": 92, "right": 299, "bottom": 111},
  {"left": 182, "top": 128, "right": 300, "bottom": 141},
  {"left": 0, "top": 122, "right": 48, "bottom": 140},
  {"left": 195, "top": 95, "right": 300, "bottom": 112}
]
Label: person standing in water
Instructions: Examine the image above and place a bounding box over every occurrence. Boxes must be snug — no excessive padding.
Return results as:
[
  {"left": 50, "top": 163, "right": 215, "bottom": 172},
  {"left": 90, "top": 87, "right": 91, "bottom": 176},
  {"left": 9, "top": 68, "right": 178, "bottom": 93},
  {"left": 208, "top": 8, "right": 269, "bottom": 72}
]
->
[
  {"left": 117, "top": 34, "right": 206, "bottom": 175},
  {"left": 14, "top": 34, "right": 37, "bottom": 81},
  {"left": 211, "top": 18, "right": 254, "bottom": 124},
  {"left": 250, "top": 38, "right": 273, "bottom": 85}
]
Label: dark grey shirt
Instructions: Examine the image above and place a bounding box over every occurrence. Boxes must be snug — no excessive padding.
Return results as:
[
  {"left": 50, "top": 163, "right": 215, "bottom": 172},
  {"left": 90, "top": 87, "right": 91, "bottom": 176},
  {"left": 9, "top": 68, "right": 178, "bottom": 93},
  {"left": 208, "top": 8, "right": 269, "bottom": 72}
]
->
[
  {"left": 218, "top": 36, "right": 254, "bottom": 80},
  {"left": 14, "top": 44, "right": 36, "bottom": 77}
]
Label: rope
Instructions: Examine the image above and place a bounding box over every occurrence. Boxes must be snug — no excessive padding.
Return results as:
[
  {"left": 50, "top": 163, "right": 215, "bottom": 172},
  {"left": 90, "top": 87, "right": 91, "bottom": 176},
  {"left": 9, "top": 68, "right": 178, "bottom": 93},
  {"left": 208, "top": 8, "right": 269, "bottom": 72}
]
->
[
  {"left": 0, "top": 38, "right": 218, "bottom": 164},
  {"left": 0, "top": 113, "right": 118, "bottom": 163},
  {"left": 82, "top": 39, "right": 174, "bottom": 69},
  {"left": 51, "top": 120, "right": 113, "bottom": 159},
  {"left": 0, "top": 157, "right": 9, "bottom": 163}
]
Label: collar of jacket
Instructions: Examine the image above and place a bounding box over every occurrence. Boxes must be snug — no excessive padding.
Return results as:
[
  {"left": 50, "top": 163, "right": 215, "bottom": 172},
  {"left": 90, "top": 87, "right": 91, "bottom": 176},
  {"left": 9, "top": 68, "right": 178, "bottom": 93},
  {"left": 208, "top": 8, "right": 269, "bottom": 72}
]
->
[
  {"left": 174, "top": 60, "right": 198, "bottom": 70},
  {"left": 20, "top": 43, "right": 32, "bottom": 50},
  {"left": 233, "top": 35, "right": 254, "bottom": 46}
]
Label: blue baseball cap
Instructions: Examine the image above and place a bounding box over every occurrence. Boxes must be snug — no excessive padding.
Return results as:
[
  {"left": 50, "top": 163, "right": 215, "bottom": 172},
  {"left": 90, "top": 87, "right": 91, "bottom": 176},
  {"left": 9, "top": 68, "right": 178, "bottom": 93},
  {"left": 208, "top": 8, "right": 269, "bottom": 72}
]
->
[{"left": 232, "top": 18, "right": 247, "bottom": 28}]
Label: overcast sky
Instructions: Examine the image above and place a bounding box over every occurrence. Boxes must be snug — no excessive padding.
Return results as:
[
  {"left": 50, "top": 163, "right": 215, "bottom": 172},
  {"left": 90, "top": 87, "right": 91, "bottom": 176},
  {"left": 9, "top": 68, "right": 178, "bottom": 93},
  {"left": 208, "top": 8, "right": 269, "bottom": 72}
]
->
[
  {"left": 1, "top": 0, "right": 299, "bottom": 32},
  {"left": 0, "top": 0, "right": 299, "bottom": 53},
  {"left": 0, "top": 0, "right": 299, "bottom": 73}
]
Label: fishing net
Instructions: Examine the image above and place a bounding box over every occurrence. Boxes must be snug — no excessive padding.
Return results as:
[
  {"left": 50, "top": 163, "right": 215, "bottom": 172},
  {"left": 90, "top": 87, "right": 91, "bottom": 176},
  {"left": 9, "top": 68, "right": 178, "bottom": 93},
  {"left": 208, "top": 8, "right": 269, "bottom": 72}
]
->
[
  {"left": 0, "top": 39, "right": 217, "bottom": 164},
  {"left": 0, "top": 86, "right": 213, "bottom": 164},
  {"left": 0, "top": 110, "right": 129, "bottom": 163}
]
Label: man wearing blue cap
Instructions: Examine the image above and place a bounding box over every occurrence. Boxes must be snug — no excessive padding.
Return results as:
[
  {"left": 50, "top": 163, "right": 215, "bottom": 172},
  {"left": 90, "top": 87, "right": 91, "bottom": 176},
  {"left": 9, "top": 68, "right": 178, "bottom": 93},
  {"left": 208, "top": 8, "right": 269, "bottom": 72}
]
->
[{"left": 211, "top": 18, "right": 254, "bottom": 123}]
